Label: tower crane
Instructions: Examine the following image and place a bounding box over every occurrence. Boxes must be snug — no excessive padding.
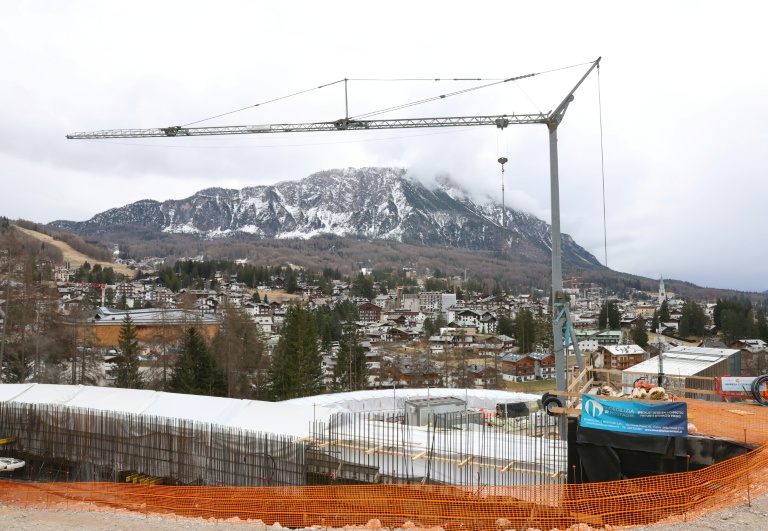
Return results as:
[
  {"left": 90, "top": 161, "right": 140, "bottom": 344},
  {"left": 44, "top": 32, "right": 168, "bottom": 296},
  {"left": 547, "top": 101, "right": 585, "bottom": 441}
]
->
[{"left": 67, "top": 57, "right": 601, "bottom": 395}]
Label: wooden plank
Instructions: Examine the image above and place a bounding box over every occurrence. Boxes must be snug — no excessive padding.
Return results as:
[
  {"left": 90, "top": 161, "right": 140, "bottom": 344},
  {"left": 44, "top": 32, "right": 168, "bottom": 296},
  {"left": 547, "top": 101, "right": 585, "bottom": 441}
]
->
[
  {"left": 549, "top": 390, "right": 585, "bottom": 398},
  {"left": 579, "top": 378, "right": 595, "bottom": 395},
  {"left": 411, "top": 451, "right": 428, "bottom": 461},
  {"left": 551, "top": 407, "right": 582, "bottom": 416},
  {"left": 567, "top": 367, "right": 590, "bottom": 392},
  {"left": 500, "top": 460, "right": 519, "bottom": 474},
  {"left": 457, "top": 456, "right": 474, "bottom": 469},
  {"left": 427, "top": 456, "right": 460, "bottom": 465},
  {"left": 591, "top": 368, "right": 716, "bottom": 382},
  {"left": 679, "top": 388, "right": 720, "bottom": 396},
  {"left": 365, "top": 444, "right": 385, "bottom": 455}
]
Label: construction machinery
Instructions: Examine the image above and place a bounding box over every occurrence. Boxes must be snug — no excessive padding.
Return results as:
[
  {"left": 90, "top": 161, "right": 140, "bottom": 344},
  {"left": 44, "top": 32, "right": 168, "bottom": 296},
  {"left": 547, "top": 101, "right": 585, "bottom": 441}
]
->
[{"left": 67, "top": 58, "right": 602, "bottom": 395}]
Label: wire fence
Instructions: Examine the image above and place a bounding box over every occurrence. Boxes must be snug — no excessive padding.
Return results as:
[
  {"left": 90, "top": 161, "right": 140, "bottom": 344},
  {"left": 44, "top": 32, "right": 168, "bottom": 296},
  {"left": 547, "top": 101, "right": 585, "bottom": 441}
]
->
[
  {"left": 307, "top": 409, "right": 565, "bottom": 487},
  {"left": 0, "top": 402, "right": 303, "bottom": 486}
]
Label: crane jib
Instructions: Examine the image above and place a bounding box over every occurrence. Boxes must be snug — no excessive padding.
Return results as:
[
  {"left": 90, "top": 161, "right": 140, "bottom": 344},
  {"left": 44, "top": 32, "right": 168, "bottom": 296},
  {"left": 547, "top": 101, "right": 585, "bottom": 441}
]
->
[{"left": 65, "top": 114, "right": 550, "bottom": 139}]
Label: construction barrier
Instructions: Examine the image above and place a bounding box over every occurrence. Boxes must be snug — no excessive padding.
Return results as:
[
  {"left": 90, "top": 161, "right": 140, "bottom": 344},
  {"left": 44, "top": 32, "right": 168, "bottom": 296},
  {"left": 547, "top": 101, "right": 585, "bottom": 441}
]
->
[{"left": 1, "top": 397, "right": 768, "bottom": 529}]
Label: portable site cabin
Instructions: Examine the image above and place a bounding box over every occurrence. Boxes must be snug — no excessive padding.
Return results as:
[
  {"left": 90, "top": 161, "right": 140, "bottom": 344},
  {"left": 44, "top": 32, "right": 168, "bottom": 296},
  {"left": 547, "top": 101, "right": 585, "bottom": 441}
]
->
[
  {"left": 404, "top": 396, "right": 465, "bottom": 426},
  {"left": 621, "top": 346, "right": 741, "bottom": 399}
]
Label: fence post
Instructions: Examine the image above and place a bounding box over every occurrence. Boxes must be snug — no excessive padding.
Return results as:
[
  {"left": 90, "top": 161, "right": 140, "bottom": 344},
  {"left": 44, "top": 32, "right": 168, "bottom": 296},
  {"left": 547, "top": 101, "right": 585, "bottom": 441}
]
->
[{"left": 745, "top": 428, "right": 751, "bottom": 507}]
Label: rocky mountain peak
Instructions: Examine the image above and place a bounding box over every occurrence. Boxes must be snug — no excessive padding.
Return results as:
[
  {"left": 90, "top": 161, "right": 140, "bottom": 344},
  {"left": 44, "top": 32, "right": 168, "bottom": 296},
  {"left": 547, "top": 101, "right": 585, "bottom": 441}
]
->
[{"left": 49, "top": 167, "right": 602, "bottom": 267}]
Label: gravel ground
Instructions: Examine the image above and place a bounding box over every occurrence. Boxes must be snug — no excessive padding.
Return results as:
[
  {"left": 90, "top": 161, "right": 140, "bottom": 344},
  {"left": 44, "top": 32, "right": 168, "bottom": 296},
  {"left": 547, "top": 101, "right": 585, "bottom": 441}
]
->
[{"left": 2, "top": 496, "right": 768, "bottom": 531}]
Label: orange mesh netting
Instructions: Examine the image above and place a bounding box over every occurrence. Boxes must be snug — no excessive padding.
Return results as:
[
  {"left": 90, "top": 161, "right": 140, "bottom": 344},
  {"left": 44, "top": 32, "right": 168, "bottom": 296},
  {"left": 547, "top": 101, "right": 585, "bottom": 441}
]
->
[{"left": 2, "top": 398, "right": 768, "bottom": 530}]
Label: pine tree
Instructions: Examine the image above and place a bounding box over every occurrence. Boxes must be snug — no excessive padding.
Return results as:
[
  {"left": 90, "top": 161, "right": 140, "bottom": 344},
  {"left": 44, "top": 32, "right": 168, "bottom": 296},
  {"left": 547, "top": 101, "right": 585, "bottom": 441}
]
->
[
  {"left": 496, "top": 314, "right": 515, "bottom": 337},
  {"left": 599, "top": 301, "right": 621, "bottom": 330},
  {"left": 599, "top": 302, "right": 608, "bottom": 329},
  {"left": 334, "top": 325, "right": 369, "bottom": 391},
  {"left": 651, "top": 310, "right": 660, "bottom": 333},
  {"left": 268, "top": 304, "right": 323, "bottom": 400},
  {"left": 608, "top": 303, "right": 621, "bottom": 330},
  {"left": 169, "top": 327, "right": 226, "bottom": 396},
  {"left": 423, "top": 317, "right": 435, "bottom": 338},
  {"left": 113, "top": 313, "right": 143, "bottom": 389},
  {"left": 211, "top": 305, "right": 266, "bottom": 398},
  {"left": 492, "top": 282, "right": 503, "bottom": 298},
  {"left": 679, "top": 301, "right": 708, "bottom": 337},
  {"left": 433, "top": 314, "right": 448, "bottom": 333},
  {"left": 285, "top": 268, "right": 298, "bottom": 294},
  {"left": 515, "top": 309, "right": 536, "bottom": 353},
  {"left": 659, "top": 300, "right": 671, "bottom": 323},
  {"left": 534, "top": 310, "right": 554, "bottom": 352},
  {"left": 630, "top": 318, "right": 649, "bottom": 348}
]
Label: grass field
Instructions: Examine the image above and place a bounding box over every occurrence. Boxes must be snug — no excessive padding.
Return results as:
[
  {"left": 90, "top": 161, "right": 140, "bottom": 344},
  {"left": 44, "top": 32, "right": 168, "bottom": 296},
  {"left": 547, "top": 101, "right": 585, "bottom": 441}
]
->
[{"left": 15, "top": 226, "right": 135, "bottom": 277}]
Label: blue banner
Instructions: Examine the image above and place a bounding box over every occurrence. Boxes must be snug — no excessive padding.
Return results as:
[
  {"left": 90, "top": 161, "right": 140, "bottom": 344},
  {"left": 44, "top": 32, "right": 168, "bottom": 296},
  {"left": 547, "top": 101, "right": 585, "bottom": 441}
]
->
[{"left": 581, "top": 395, "right": 688, "bottom": 437}]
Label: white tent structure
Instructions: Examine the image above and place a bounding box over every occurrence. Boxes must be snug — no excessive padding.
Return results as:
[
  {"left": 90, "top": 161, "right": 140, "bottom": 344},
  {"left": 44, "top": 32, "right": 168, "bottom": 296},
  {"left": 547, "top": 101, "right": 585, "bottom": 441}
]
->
[
  {"left": 283, "top": 387, "right": 540, "bottom": 415},
  {"left": 0, "top": 384, "right": 336, "bottom": 437},
  {"left": 0, "top": 384, "right": 563, "bottom": 487}
]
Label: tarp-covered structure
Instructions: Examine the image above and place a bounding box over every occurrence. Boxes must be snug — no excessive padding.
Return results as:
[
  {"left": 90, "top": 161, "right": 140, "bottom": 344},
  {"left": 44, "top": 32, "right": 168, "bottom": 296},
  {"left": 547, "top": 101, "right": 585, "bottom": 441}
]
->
[
  {"left": 621, "top": 346, "right": 740, "bottom": 399},
  {"left": 0, "top": 384, "right": 336, "bottom": 486},
  {"left": 0, "top": 384, "right": 560, "bottom": 487}
]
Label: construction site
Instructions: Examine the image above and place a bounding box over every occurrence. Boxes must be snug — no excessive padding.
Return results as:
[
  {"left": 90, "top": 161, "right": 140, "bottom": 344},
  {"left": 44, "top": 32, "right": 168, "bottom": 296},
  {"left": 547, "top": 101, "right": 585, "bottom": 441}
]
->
[
  {"left": 2, "top": 56, "right": 765, "bottom": 529},
  {"left": 1, "top": 381, "right": 768, "bottom": 529}
]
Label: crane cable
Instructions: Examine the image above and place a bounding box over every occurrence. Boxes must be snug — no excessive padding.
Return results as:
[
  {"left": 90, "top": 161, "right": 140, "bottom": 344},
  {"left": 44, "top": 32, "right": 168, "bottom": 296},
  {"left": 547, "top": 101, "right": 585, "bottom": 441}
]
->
[
  {"left": 349, "top": 73, "right": 538, "bottom": 120},
  {"left": 181, "top": 79, "right": 347, "bottom": 127},
  {"left": 349, "top": 61, "right": 592, "bottom": 120},
  {"left": 597, "top": 62, "right": 608, "bottom": 267},
  {"left": 497, "top": 125, "right": 509, "bottom": 230},
  {"left": 178, "top": 61, "right": 593, "bottom": 128}
]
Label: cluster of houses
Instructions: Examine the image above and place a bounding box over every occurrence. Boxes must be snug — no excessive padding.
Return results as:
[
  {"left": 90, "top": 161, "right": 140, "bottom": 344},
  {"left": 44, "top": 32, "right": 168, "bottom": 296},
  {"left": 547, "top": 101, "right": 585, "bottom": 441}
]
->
[{"left": 42, "top": 266, "right": 768, "bottom": 391}]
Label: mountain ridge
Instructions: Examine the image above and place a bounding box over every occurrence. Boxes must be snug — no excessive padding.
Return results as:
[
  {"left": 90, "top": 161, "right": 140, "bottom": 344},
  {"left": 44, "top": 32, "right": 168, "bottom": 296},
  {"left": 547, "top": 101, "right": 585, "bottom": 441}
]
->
[{"left": 50, "top": 167, "right": 601, "bottom": 268}]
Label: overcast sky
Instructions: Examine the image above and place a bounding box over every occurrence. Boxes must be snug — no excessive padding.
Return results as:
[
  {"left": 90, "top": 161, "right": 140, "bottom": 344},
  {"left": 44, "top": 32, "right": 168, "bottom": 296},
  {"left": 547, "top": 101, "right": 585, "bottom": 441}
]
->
[{"left": 1, "top": 2, "right": 766, "bottom": 293}]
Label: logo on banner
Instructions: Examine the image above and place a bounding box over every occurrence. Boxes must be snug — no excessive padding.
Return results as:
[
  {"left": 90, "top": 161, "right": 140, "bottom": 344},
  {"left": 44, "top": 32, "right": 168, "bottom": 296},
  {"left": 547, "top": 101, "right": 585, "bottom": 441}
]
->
[{"left": 583, "top": 398, "right": 604, "bottom": 417}]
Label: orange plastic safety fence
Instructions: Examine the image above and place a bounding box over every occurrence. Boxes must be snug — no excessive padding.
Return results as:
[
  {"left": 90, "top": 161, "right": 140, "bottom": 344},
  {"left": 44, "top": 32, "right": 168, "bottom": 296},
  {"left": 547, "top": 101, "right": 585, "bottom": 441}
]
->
[{"left": 1, "top": 399, "right": 767, "bottom": 530}]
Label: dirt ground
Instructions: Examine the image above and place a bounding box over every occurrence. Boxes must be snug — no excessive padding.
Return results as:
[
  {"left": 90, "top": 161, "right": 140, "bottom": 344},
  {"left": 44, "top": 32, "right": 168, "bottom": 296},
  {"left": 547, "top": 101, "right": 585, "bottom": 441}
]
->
[{"left": 2, "top": 495, "right": 768, "bottom": 531}]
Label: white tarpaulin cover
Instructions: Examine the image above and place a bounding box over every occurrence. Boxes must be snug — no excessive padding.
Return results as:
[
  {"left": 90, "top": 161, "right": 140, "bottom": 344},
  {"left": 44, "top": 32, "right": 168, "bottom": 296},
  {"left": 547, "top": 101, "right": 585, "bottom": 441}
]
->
[
  {"left": 0, "top": 384, "right": 560, "bottom": 486},
  {"left": 1, "top": 385, "right": 539, "bottom": 436},
  {"left": 0, "top": 383, "right": 336, "bottom": 438},
  {"left": 283, "top": 388, "right": 541, "bottom": 413}
]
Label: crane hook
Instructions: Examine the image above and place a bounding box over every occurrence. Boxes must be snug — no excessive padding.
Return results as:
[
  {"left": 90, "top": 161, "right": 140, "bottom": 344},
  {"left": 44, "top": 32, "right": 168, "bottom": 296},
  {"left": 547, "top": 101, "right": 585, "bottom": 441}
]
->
[{"left": 498, "top": 157, "right": 508, "bottom": 172}]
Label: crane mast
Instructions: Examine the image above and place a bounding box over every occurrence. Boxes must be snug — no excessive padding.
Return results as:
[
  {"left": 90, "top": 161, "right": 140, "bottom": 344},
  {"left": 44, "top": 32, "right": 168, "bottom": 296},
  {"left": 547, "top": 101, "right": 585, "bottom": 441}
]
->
[{"left": 67, "top": 57, "right": 601, "bottom": 395}]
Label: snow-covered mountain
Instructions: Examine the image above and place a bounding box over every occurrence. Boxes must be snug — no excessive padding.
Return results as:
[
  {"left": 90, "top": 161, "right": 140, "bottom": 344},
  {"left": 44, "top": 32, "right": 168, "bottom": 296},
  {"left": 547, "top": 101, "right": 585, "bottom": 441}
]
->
[{"left": 50, "top": 167, "right": 601, "bottom": 267}]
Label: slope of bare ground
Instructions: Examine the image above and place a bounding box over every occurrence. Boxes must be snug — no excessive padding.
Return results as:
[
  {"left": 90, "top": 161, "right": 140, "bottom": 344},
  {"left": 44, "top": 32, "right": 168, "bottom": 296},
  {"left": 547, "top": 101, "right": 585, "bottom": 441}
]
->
[{"left": 14, "top": 226, "right": 134, "bottom": 277}]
